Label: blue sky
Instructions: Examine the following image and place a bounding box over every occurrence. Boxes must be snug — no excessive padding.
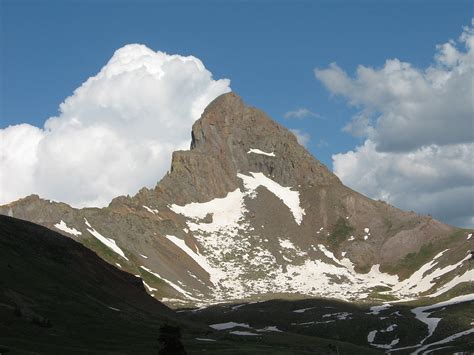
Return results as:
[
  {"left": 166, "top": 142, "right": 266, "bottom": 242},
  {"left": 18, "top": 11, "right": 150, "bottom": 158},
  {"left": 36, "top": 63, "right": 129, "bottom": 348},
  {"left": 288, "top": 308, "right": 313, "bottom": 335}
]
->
[
  {"left": 2, "top": 0, "right": 470, "bottom": 166},
  {"left": 1, "top": 0, "right": 473, "bottom": 226}
]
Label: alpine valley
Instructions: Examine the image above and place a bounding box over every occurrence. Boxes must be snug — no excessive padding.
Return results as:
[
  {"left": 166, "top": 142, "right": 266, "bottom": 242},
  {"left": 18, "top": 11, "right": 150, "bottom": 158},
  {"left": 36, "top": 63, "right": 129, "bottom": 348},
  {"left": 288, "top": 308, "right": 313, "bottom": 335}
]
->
[{"left": 1, "top": 93, "right": 473, "bottom": 353}]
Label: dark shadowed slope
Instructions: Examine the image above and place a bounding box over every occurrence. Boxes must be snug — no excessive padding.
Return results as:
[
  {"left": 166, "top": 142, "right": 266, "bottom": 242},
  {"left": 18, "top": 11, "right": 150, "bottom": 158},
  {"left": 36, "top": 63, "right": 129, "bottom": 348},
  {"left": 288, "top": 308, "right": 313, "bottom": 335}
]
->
[{"left": 0, "top": 215, "right": 198, "bottom": 353}]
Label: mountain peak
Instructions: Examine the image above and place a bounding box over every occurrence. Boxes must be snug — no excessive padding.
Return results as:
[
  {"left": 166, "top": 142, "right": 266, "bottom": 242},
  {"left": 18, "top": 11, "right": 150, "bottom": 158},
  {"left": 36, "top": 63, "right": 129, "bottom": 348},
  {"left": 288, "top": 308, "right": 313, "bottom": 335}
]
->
[{"left": 165, "top": 92, "right": 338, "bottom": 204}]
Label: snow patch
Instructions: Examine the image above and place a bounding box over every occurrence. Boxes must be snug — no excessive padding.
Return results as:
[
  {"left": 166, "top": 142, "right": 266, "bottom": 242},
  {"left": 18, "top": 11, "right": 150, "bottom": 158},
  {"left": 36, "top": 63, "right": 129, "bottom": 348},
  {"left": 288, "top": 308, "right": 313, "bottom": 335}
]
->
[
  {"left": 413, "top": 328, "right": 474, "bottom": 355},
  {"left": 165, "top": 235, "right": 224, "bottom": 285},
  {"left": 257, "top": 326, "right": 283, "bottom": 332},
  {"left": 247, "top": 148, "right": 276, "bottom": 157},
  {"left": 143, "top": 281, "right": 158, "bottom": 292},
  {"left": 237, "top": 172, "right": 305, "bottom": 225},
  {"left": 54, "top": 220, "right": 82, "bottom": 236},
  {"left": 84, "top": 219, "right": 128, "bottom": 260},
  {"left": 391, "top": 250, "right": 470, "bottom": 296},
  {"left": 412, "top": 293, "right": 474, "bottom": 347},
  {"left": 322, "top": 312, "right": 351, "bottom": 320},
  {"left": 280, "top": 239, "right": 296, "bottom": 250},
  {"left": 367, "top": 325, "right": 399, "bottom": 349},
  {"left": 428, "top": 268, "right": 474, "bottom": 298},
  {"left": 369, "top": 304, "right": 391, "bottom": 315},
  {"left": 170, "top": 189, "right": 245, "bottom": 233},
  {"left": 210, "top": 322, "right": 250, "bottom": 330},
  {"left": 293, "top": 307, "right": 317, "bottom": 313},
  {"left": 139, "top": 265, "right": 198, "bottom": 300},
  {"left": 143, "top": 205, "right": 159, "bottom": 214},
  {"left": 230, "top": 331, "right": 259, "bottom": 336}
]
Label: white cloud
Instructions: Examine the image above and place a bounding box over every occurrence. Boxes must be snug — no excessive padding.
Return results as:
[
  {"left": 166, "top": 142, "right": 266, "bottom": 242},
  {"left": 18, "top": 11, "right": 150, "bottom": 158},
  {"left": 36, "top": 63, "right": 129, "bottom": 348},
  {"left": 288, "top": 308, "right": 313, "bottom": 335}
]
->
[
  {"left": 333, "top": 141, "right": 474, "bottom": 227},
  {"left": 0, "top": 44, "right": 231, "bottom": 207},
  {"left": 284, "top": 108, "right": 321, "bottom": 119},
  {"left": 290, "top": 129, "right": 310, "bottom": 147},
  {"left": 318, "top": 22, "right": 474, "bottom": 227},
  {"left": 315, "top": 22, "right": 473, "bottom": 153}
]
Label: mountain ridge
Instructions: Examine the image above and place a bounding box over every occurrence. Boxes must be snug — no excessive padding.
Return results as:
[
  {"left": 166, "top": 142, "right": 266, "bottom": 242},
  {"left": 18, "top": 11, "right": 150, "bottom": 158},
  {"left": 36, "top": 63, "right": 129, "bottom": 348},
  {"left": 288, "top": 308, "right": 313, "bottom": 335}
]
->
[{"left": 1, "top": 92, "right": 472, "bottom": 308}]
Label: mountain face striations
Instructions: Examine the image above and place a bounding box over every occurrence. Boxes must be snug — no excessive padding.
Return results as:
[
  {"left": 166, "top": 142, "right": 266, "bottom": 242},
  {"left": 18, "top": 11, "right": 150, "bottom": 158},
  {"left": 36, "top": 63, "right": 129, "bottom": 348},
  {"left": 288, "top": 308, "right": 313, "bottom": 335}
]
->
[{"left": 2, "top": 93, "right": 473, "bottom": 308}]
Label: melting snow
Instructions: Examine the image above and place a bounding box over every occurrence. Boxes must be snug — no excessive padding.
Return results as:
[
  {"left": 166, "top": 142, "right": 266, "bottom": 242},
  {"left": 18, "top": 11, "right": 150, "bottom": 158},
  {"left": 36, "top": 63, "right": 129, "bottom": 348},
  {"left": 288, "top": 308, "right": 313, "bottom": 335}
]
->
[
  {"left": 170, "top": 189, "right": 245, "bottom": 233},
  {"left": 412, "top": 293, "right": 474, "bottom": 346},
  {"left": 54, "top": 220, "right": 82, "bottom": 236},
  {"left": 322, "top": 312, "right": 351, "bottom": 320},
  {"left": 143, "top": 205, "right": 159, "bottom": 214},
  {"left": 247, "top": 148, "right": 276, "bottom": 157},
  {"left": 196, "top": 338, "right": 216, "bottom": 342},
  {"left": 84, "top": 219, "right": 128, "bottom": 260},
  {"left": 237, "top": 172, "right": 305, "bottom": 225},
  {"left": 468, "top": 233, "right": 472, "bottom": 240},
  {"left": 139, "top": 254, "right": 148, "bottom": 259},
  {"left": 369, "top": 304, "right": 391, "bottom": 315},
  {"left": 280, "top": 239, "right": 296, "bottom": 250},
  {"left": 165, "top": 235, "right": 224, "bottom": 285},
  {"left": 230, "top": 331, "right": 259, "bottom": 336},
  {"left": 139, "top": 265, "right": 198, "bottom": 300},
  {"left": 391, "top": 250, "right": 471, "bottom": 296},
  {"left": 412, "top": 328, "right": 474, "bottom": 355},
  {"left": 115, "top": 263, "right": 122, "bottom": 268},
  {"left": 367, "top": 325, "right": 399, "bottom": 349},
  {"left": 428, "top": 268, "right": 474, "bottom": 298},
  {"left": 210, "top": 322, "right": 250, "bottom": 330},
  {"left": 257, "top": 326, "right": 282, "bottom": 332},
  {"left": 348, "top": 235, "right": 355, "bottom": 241},
  {"left": 143, "top": 281, "right": 157, "bottom": 292},
  {"left": 231, "top": 304, "right": 246, "bottom": 311},
  {"left": 367, "top": 330, "right": 377, "bottom": 343},
  {"left": 293, "top": 307, "right": 317, "bottom": 313}
]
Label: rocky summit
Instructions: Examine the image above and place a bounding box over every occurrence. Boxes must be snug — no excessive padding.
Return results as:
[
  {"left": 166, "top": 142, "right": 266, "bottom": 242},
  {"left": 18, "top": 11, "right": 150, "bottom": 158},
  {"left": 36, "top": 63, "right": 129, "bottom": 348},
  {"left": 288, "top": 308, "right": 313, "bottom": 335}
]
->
[{"left": 2, "top": 93, "right": 473, "bottom": 309}]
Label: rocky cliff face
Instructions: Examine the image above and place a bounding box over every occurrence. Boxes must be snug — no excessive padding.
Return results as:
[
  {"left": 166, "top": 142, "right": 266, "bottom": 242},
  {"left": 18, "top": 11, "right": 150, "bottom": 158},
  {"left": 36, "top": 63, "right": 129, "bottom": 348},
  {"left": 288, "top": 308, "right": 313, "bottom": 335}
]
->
[{"left": 2, "top": 93, "right": 472, "bottom": 307}]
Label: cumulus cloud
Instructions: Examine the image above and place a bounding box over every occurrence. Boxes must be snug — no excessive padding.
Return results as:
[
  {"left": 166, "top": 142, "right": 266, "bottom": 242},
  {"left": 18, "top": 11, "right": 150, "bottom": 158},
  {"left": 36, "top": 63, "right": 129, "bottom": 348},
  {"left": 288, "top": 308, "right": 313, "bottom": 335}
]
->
[
  {"left": 315, "top": 21, "right": 473, "bottom": 153},
  {"left": 333, "top": 141, "right": 474, "bottom": 227},
  {"left": 284, "top": 108, "right": 321, "bottom": 120},
  {"left": 0, "top": 44, "right": 231, "bottom": 207},
  {"left": 317, "top": 22, "right": 474, "bottom": 227},
  {"left": 290, "top": 129, "right": 310, "bottom": 147}
]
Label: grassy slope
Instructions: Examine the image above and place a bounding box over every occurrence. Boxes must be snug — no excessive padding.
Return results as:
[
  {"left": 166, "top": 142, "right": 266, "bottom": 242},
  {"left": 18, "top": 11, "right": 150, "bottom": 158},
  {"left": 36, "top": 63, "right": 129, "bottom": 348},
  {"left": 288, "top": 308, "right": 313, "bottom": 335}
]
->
[
  {"left": 181, "top": 294, "right": 474, "bottom": 353},
  {"left": 0, "top": 215, "right": 206, "bottom": 353}
]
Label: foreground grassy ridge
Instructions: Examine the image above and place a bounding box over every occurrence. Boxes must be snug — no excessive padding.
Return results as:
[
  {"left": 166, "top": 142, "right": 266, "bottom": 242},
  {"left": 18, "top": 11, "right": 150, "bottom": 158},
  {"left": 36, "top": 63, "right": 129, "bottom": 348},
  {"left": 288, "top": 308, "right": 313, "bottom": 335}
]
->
[
  {"left": 385, "top": 228, "right": 472, "bottom": 279},
  {"left": 0, "top": 216, "right": 206, "bottom": 353},
  {"left": 181, "top": 292, "right": 474, "bottom": 353}
]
